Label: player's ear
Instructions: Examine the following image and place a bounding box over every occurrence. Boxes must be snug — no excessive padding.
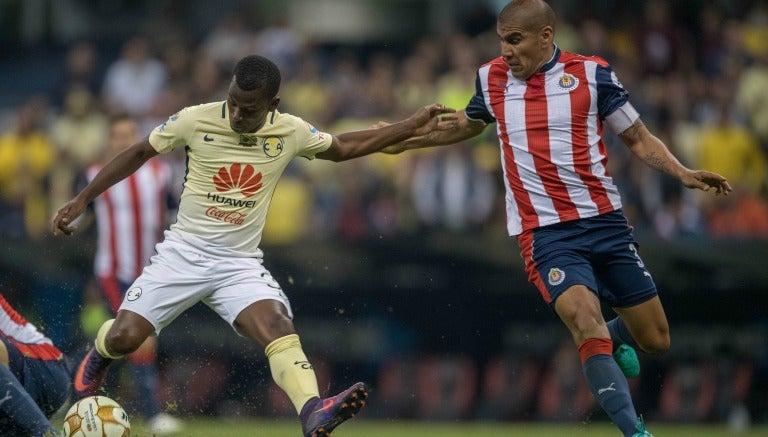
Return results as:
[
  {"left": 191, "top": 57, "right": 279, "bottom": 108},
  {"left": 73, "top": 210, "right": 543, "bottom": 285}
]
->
[
  {"left": 540, "top": 25, "right": 553, "bottom": 45},
  {"left": 269, "top": 97, "right": 280, "bottom": 111}
]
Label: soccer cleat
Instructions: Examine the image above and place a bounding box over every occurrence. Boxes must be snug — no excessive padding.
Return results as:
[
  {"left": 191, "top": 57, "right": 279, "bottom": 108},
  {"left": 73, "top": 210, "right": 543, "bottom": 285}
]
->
[
  {"left": 632, "top": 416, "right": 653, "bottom": 437},
  {"left": 148, "top": 412, "right": 184, "bottom": 435},
  {"left": 613, "top": 344, "right": 640, "bottom": 378},
  {"left": 72, "top": 348, "right": 114, "bottom": 399},
  {"left": 300, "top": 382, "right": 368, "bottom": 437}
]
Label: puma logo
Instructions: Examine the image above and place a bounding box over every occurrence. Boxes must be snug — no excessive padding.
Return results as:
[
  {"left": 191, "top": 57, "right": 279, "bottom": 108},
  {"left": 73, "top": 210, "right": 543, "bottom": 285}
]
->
[{"left": 597, "top": 382, "right": 616, "bottom": 395}]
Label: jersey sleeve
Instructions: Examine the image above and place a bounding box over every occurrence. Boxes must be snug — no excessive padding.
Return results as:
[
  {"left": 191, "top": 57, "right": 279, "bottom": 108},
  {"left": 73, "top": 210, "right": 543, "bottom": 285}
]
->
[
  {"left": 465, "top": 72, "right": 495, "bottom": 124},
  {"left": 595, "top": 63, "right": 631, "bottom": 120},
  {"left": 294, "top": 118, "right": 333, "bottom": 159},
  {"left": 148, "top": 107, "right": 196, "bottom": 154}
]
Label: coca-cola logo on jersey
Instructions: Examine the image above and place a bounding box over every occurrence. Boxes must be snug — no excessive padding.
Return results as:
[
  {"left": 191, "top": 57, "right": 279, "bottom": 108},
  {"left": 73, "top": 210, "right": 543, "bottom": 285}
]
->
[{"left": 205, "top": 207, "right": 247, "bottom": 225}]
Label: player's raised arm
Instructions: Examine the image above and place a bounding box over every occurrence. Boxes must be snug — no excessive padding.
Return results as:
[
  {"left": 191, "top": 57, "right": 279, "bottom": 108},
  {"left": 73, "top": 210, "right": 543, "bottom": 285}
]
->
[
  {"left": 52, "top": 137, "right": 159, "bottom": 236},
  {"left": 618, "top": 118, "right": 732, "bottom": 196},
  {"left": 378, "top": 109, "right": 486, "bottom": 154},
  {"left": 315, "top": 103, "right": 456, "bottom": 162}
]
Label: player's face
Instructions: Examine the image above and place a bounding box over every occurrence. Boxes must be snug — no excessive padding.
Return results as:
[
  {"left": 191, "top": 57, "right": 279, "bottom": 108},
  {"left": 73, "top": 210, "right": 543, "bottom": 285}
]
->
[
  {"left": 497, "top": 18, "right": 554, "bottom": 80},
  {"left": 227, "top": 77, "right": 280, "bottom": 134},
  {"left": 108, "top": 119, "right": 139, "bottom": 154}
]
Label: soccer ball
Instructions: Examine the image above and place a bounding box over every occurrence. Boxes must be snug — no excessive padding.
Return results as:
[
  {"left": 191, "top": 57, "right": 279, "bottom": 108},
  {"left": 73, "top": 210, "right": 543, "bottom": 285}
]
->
[{"left": 62, "top": 395, "right": 131, "bottom": 437}]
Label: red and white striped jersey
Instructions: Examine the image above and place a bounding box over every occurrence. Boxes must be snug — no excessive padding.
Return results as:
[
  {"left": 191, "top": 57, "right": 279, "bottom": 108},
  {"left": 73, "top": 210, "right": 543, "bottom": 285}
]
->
[
  {"left": 88, "top": 158, "right": 171, "bottom": 282},
  {"left": 0, "top": 294, "right": 61, "bottom": 360},
  {"left": 466, "top": 46, "right": 634, "bottom": 235}
]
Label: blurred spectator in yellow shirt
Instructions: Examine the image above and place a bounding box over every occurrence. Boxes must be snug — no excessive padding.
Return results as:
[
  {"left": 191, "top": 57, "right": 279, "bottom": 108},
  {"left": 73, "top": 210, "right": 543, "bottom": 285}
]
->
[
  {"left": 736, "top": 54, "right": 768, "bottom": 155},
  {"left": 0, "top": 96, "right": 54, "bottom": 239},
  {"left": 49, "top": 86, "right": 107, "bottom": 210},
  {"left": 698, "top": 99, "right": 767, "bottom": 194}
]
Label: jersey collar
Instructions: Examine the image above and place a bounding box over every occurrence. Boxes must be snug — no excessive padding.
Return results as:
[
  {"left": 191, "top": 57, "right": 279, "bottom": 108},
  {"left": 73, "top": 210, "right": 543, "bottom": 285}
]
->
[{"left": 539, "top": 44, "right": 560, "bottom": 73}]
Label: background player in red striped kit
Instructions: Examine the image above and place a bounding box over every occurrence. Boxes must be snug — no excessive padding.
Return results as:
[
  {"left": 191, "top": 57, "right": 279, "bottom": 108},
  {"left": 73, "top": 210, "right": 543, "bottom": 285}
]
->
[
  {"left": 381, "top": 1, "right": 732, "bottom": 436},
  {"left": 83, "top": 113, "right": 182, "bottom": 434},
  {"left": 0, "top": 293, "right": 70, "bottom": 436}
]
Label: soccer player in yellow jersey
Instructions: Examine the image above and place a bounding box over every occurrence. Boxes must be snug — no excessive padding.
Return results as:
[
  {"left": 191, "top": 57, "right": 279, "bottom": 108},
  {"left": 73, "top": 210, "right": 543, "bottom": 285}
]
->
[{"left": 53, "top": 54, "right": 455, "bottom": 437}]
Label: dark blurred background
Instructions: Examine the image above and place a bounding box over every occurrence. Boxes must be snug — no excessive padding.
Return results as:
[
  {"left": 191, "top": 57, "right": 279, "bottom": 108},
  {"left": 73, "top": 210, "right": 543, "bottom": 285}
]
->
[{"left": 1, "top": 0, "right": 767, "bottom": 429}]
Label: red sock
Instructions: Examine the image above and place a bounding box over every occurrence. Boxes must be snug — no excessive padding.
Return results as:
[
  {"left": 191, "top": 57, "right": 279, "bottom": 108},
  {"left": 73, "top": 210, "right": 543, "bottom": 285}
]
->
[{"left": 578, "top": 337, "right": 613, "bottom": 365}]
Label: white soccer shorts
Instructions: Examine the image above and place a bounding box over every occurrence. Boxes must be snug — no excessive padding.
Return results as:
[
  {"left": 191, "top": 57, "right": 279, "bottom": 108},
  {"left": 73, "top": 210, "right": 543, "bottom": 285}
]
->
[{"left": 119, "top": 231, "right": 293, "bottom": 335}]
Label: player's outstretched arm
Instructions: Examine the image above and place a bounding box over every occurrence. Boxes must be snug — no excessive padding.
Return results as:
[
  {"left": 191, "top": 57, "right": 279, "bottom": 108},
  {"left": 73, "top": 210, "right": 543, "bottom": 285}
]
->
[
  {"left": 316, "top": 103, "right": 457, "bottom": 162},
  {"left": 378, "top": 109, "right": 486, "bottom": 154},
  {"left": 52, "top": 137, "right": 159, "bottom": 236},
  {"left": 619, "top": 118, "right": 732, "bottom": 196}
]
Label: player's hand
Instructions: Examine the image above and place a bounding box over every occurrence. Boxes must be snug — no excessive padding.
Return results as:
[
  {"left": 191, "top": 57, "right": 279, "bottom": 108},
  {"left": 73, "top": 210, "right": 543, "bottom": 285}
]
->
[
  {"left": 408, "top": 103, "right": 457, "bottom": 137},
  {"left": 680, "top": 170, "right": 732, "bottom": 195},
  {"left": 52, "top": 198, "right": 87, "bottom": 236}
]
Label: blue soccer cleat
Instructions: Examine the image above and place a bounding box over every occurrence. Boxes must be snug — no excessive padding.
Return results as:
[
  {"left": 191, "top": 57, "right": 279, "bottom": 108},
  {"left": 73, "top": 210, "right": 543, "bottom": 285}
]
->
[
  {"left": 613, "top": 344, "right": 640, "bottom": 378},
  {"left": 300, "top": 382, "right": 368, "bottom": 437}
]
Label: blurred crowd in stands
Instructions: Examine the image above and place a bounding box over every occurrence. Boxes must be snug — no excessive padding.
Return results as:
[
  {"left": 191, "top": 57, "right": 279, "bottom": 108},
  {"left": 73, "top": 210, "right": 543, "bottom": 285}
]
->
[
  {"left": 1, "top": 1, "right": 766, "bottom": 425},
  {"left": 1, "top": 0, "right": 768, "bottom": 246}
]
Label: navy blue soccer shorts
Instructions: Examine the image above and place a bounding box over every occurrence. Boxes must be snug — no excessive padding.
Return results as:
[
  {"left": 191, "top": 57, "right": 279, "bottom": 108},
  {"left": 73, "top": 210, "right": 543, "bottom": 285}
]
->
[
  {"left": 517, "top": 210, "right": 658, "bottom": 308},
  {"left": 2, "top": 337, "right": 70, "bottom": 417}
]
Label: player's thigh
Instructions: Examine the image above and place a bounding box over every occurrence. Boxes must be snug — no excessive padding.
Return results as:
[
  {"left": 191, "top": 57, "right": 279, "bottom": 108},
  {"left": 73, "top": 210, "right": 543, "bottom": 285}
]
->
[
  {"left": 205, "top": 256, "right": 294, "bottom": 341},
  {"left": 519, "top": 235, "right": 599, "bottom": 306},
  {"left": 120, "top": 238, "right": 215, "bottom": 334},
  {"left": 613, "top": 296, "right": 670, "bottom": 354}
]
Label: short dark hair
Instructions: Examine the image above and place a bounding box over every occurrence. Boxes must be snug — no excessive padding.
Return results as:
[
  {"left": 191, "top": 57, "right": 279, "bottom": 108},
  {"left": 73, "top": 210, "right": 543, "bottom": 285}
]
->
[
  {"left": 233, "top": 55, "right": 281, "bottom": 99},
  {"left": 108, "top": 112, "right": 134, "bottom": 128},
  {"left": 499, "top": 0, "right": 556, "bottom": 32}
]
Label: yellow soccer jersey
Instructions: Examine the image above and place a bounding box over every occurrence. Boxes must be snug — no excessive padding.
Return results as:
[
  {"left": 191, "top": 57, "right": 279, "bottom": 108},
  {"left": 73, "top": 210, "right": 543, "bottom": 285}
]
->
[{"left": 149, "top": 102, "right": 332, "bottom": 256}]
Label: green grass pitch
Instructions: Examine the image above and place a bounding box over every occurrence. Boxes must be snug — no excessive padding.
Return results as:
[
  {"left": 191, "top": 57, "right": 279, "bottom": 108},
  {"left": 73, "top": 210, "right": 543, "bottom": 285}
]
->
[{"left": 121, "top": 418, "right": 768, "bottom": 436}]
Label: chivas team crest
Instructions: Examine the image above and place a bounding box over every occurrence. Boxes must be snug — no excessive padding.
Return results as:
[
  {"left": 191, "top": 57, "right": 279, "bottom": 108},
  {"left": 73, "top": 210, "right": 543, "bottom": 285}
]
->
[
  {"left": 557, "top": 73, "right": 579, "bottom": 91},
  {"left": 548, "top": 267, "right": 566, "bottom": 286}
]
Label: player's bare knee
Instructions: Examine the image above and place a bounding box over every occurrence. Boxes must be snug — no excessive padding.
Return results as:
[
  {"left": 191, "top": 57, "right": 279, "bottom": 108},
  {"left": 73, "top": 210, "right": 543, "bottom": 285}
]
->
[
  {"left": 638, "top": 329, "right": 670, "bottom": 355},
  {"left": 106, "top": 326, "right": 145, "bottom": 354},
  {"left": 264, "top": 313, "right": 294, "bottom": 338},
  {"left": 235, "top": 311, "right": 294, "bottom": 345},
  {"left": 557, "top": 304, "right": 605, "bottom": 341}
]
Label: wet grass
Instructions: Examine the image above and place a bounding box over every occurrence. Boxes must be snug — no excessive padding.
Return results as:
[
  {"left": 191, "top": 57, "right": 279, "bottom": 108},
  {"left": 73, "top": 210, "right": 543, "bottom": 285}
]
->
[{"left": 121, "top": 418, "right": 768, "bottom": 437}]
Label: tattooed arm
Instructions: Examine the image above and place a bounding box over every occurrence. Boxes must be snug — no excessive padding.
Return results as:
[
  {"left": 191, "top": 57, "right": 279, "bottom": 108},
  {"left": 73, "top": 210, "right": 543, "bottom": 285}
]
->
[{"left": 618, "top": 118, "right": 732, "bottom": 195}]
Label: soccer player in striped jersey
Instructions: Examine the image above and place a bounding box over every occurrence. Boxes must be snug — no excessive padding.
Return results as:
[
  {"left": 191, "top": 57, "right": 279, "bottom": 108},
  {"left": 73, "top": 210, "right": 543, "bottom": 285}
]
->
[
  {"left": 0, "top": 293, "right": 70, "bottom": 436},
  {"left": 84, "top": 113, "right": 182, "bottom": 435},
  {"left": 382, "top": 1, "right": 731, "bottom": 436},
  {"left": 52, "top": 54, "right": 455, "bottom": 437}
]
